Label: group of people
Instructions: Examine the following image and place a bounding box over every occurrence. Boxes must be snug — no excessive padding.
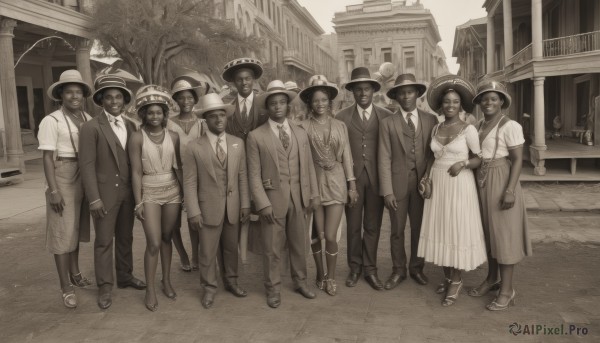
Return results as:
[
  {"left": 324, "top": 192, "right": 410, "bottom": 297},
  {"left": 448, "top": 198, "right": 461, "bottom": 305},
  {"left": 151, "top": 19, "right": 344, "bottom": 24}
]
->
[{"left": 38, "top": 56, "right": 531, "bottom": 312}]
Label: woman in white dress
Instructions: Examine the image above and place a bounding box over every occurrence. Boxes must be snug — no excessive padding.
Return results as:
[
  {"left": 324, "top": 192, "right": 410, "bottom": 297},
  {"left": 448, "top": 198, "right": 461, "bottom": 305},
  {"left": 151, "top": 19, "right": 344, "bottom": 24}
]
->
[{"left": 418, "top": 75, "right": 487, "bottom": 306}]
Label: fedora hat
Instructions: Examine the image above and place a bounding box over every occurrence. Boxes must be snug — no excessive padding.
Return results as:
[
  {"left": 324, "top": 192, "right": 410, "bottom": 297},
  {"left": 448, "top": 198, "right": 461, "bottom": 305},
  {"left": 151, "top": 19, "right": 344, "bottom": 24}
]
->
[
  {"left": 473, "top": 80, "right": 512, "bottom": 109},
  {"left": 47, "top": 69, "right": 92, "bottom": 102},
  {"left": 92, "top": 75, "right": 133, "bottom": 106},
  {"left": 344, "top": 67, "right": 381, "bottom": 92},
  {"left": 427, "top": 74, "right": 477, "bottom": 113},
  {"left": 386, "top": 73, "right": 427, "bottom": 99},
  {"left": 298, "top": 75, "right": 339, "bottom": 104},
  {"left": 222, "top": 57, "right": 263, "bottom": 82},
  {"left": 284, "top": 80, "right": 301, "bottom": 93},
  {"left": 170, "top": 74, "right": 210, "bottom": 103},
  {"left": 196, "top": 93, "right": 235, "bottom": 118},
  {"left": 256, "top": 80, "right": 298, "bottom": 110},
  {"left": 134, "top": 85, "right": 171, "bottom": 114}
]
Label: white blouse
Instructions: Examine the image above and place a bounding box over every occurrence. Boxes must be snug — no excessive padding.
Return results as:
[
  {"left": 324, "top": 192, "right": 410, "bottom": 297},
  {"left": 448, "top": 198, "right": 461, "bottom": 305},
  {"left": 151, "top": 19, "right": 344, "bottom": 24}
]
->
[
  {"left": 38, "top": 109, "right": 92, "bottom": 157},
  {"left": 480, "top": 120, "right": 525, "bottom": 159}
]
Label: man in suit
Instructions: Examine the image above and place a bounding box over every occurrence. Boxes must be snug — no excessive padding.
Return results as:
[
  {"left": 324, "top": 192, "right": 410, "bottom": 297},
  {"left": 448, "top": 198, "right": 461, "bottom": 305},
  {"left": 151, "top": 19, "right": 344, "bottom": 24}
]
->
[
  {"left": 336, "top": 67, "right": 392, "bottom": 290},
  {"left": 246, "top": 80, "right": 320, "bottom": 308},
  {"left": 378, "top": 73, "right": 437, "bottom": 290},
  {"left": 183, "top": 93, "right": 251, "bottom": 309},
  {"left": 79, "top": 75, "right": 146, "bottom": 310}
]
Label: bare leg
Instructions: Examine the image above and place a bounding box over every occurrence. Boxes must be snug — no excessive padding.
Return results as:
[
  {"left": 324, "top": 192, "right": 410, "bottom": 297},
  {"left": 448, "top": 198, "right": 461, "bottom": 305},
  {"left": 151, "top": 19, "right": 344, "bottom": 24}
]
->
[
  {"left": 160, "top": 203, "right": 180, "bottom": 298},
  {"left": 494, "top": 264, "right": 515, "bottom": 305},
  {"left": 142, "top": 203, "right": 162, "bottom": 308},
  {"left": 311, "top": 209, "right": 325, "bottom": 286},
  {"left": 323, "top": 204, "right": 344, "bottom": 280},
  {"left": 54, "top": 253, "right": 72, "bottom": 292},
  {"left": 468, "top": 256, "right": 500, "bottom": 296}
]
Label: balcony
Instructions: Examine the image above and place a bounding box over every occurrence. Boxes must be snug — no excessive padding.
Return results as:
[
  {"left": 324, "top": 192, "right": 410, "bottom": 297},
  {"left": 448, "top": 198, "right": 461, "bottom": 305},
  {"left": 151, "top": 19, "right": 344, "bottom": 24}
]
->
[
  {"left": 283, "top": 50, "right": 314, "bottom": 74},
  {"left": 543, "top": 31, "right": 600, "bottom": 57},
  {"left": 508, "top": 43, "right": 532, "bottom": 67}
]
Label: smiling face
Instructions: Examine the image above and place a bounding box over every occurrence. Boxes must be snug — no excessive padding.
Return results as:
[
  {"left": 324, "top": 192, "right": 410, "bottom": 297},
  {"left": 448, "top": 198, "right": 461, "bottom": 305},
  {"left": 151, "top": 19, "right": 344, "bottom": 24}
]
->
[
  {"left": 441, "top": 90, "right": 462, "bottom": 119},
  {"left": 204, "top": 109, "right": 227, "bottom": 135},
  {"left": 310, "top": 89, "right": 330, "bottom": 117},
  {"left": 60, "top": 84, "right": 84, "bottom": 112},
  {"left": 266, "top": 94, "right": 289, "bottom": 123},
  {"left": 174, "top": 90, "right": 197, "bottom": 114},
  {"left": 479, "top": 91, "right": 504, "bottom": 116},
  {"left": 101, "top": 88, "right": 125, "bottom": 116},
  {"left": 352, "top": 82, "right": 374, "bottom": 109},
  {"left": 233, "top": 68, "right": 255, "bottom": 98},
  {"left": 394, "top": 85, "right": 418, "bottom": 112}
]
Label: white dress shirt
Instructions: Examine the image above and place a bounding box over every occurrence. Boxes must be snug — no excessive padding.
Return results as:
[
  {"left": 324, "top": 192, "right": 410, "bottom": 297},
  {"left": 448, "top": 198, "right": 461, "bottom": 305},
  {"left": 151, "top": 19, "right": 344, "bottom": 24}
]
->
[
  {"left": 237, "top": 92, "right": 254, "bottom": 117},
  {"left": 400, "top": 108, "right": 419, "bottom": 131},
  {"left": 105, "top": 111, "right": 127, "bottom": 148},
  {"left": 206, "top": 130, "right": 227, "bottom": 155},
  {"left": 268, "top": 118, "right": 290, "bottom": 138},
  {"left": 357, "top": 104, "right": 373, "bottom": 121}
]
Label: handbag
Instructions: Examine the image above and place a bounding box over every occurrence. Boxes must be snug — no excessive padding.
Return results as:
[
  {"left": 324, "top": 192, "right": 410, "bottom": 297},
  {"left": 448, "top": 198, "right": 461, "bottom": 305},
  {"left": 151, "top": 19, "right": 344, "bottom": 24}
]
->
[
  {"left": 418, "top": 175, "right": 432, "bottom": 199},
  {"left": 477, "top": 116, "right": 509, "bottom": 188}
]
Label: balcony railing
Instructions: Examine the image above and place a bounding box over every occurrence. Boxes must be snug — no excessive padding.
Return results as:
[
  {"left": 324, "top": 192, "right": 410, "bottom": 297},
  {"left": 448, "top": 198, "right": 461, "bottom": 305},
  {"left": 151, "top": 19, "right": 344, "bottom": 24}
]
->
[
  {"left": 543, "top": 31, "right": 600, "bottom": 57},
  {"left": 508, "top": 43, "right": 532, "bottom": 66}
]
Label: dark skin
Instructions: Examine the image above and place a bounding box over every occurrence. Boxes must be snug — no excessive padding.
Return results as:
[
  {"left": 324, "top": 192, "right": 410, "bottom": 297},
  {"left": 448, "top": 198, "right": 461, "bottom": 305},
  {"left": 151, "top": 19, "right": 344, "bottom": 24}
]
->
[
  {"left": 233, "top": 68, "right": 255, "bottom": 98},
  {"left": 187, "top": 109, "right": 251, "bottom": 231},
  {"left": 351, "top": 82, "right": 374, "bottom": 109}
]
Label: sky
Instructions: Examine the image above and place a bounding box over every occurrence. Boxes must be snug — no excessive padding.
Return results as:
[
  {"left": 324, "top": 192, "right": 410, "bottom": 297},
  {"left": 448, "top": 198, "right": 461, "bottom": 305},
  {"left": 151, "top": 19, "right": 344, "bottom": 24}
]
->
[{"left": 296, "top": 0, "right": 487, "bottom": 74}]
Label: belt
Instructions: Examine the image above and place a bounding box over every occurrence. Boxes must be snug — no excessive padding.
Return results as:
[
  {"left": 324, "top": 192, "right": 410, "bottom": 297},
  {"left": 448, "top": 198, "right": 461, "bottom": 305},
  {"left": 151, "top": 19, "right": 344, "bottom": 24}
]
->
[{"left": 56, "top": 156, "right": 78, "bottom": 162}]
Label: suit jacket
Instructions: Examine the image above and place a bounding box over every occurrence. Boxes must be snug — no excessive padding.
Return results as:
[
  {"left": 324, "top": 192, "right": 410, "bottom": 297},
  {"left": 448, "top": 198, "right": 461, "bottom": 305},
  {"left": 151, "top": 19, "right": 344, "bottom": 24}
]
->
[
  {"left": 226, "top": 95, "right": 268, "bottom": 141},
  {"left": 246, "top": 121, "right": 319, "bottom": 218},
  {"left": 336, "top": 103, "right": 392, "bottom": 190},
  {"left": 79, "top": 113, "right": 137, "bottom": 209},
  {"left": 183, "top": 134, "right": 250, "bottom": 227},
  {"left": 378, "top": 109, "right": 437, "bottom": 200}
]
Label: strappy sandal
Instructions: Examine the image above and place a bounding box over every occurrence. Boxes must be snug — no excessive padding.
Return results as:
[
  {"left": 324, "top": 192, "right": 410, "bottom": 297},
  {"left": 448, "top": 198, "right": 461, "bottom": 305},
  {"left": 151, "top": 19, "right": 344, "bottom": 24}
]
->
[
  {"left": 435, "top": 278, "right": 451, "bottom": 294},
  {"left": 69, "top": 273, "right": 93, "bottom": 288},
  {"left": 467, "top": 280, "right": 501, "bottom": 297},
  {"left": 486, "top": 290, "right": 516, "bottom": 311},
  {"left": 62, "top": 287, "right": 77, "bottom": 309},
  {"left": 442, "top": 279, "right": 463, "bottom": 307}
]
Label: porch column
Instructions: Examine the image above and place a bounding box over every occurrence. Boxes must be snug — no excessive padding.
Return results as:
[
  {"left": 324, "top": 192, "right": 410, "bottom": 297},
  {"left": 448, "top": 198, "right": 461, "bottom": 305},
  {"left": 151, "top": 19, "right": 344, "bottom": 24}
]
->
[
  {"left": 75, "top": 37, "right": 95, "bottom": 114},
  {"left": 0, "top": 18, "right": 24, "bottom": 169},
  {"left": 486, "top": 15, "right": 496, "bottom": 74},
  {"left": 531, "top": 0, "right": 543, "bottom": 59},
  {"left": 531, "top": 76, "right": 547, "bottom": 176},
  {"left": 503, "top": 0, "right": 513, "bottom": 63}
]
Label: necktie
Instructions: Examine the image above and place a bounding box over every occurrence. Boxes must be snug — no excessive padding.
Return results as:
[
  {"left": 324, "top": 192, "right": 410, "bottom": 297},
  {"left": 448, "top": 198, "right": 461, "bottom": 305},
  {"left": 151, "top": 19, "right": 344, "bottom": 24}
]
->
[
  {"left": 241, "top": 98, "right": 248, "bottom": 118},
  {"left": 278, "top": 124, "right": 290, "bottom": 150},
  {"left": 362, "top": 110, "right": 369, "bottom": 126},
  {"left": 407, "top": 112, "right": 416, "bottom": 133},
  {"left": 114, "top": 118, "right": 120, "bottom": 128},
  {"left": 216, "top": 137, "right": 226, "bottom": 165}
]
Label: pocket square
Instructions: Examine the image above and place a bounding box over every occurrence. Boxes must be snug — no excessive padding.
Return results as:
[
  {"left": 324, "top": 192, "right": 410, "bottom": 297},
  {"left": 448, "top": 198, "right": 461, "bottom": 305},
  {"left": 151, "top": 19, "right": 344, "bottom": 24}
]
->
[{"left": 232, "top": 143, "right": 239, "bottom": 148}]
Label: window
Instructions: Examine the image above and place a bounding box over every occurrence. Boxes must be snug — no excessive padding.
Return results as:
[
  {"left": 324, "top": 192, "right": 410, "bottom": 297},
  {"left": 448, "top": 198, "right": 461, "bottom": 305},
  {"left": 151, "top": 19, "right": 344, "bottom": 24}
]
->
[
  {"left": 363, "top": 48, "right": 372, "bottom": 66},
  {"left": 382, "top": 48, "right": 392, "bottom": 63},
  {"left": 404, "top": 48, "right": 415, "bottom": 74}
]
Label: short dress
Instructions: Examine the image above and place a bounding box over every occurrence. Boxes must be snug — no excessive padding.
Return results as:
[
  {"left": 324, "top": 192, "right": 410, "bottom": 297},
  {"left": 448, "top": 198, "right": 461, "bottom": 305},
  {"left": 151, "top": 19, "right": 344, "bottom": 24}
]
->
[
  {"left": 141, "top": 129, "right": 181, "bottom": 205},
  {"left": 478, "top": 119, "right": 532, "bottom": 264},
  {"left": 417, "top": 125, "right": 487, "bottom": 271},
  {"left": 301, "top": 118, "right": 355, "bottom": 205},
  {"left": 38, "top": 109, "right": 92, "bottom": 254}
]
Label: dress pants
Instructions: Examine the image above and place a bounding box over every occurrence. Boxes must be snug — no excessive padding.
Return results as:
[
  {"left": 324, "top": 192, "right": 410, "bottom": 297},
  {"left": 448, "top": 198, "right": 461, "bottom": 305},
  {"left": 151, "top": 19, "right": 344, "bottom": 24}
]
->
[
  {"left": 346, "top": 170, "right": 384, "bottom": 276},
  {"left": 261, "top": 189, "right": 308, "bottom": 296},
  {"left": 93, "top": 187, "right": 135, "bottom": 289},
  {"left": 199, "top": 214, "right": 240, "bottom": 295},
  {"left": 389, "top": 170, "right": 425, "bottom": 275}
]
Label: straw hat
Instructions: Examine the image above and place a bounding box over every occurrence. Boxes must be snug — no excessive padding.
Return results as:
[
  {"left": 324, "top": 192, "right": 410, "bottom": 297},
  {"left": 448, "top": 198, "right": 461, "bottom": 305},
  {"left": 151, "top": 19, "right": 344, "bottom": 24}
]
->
[
  {"left": 344, "top": 67, "right": 381, "bottom": 92},
  {"left": 170, "top": 74, "right": 210, "bottom": 103},
  {"left": 221, "top": 57, "right": 264, "bottom": 82},
  {"left": 256, "top": 80, "right": 298, "bottom": 110},
  {"left": 47, "top": 70, "right": 92, "bottom": 101},
  {"left": 473, "top": 80, "right": 512, "bottom": 109},
  {"left": 386, "top": 73, "right": 427, "bottom": 99},
  {"left": 196, "top": 93, "right": 235, "bottom": 118},
  {"left": 134, "top": 85, "right": 171, "bottom": 114},
  {"left": 298, "top": 75, "right": 338, "bottom": 104},
  {"left": 92, "top": 75, "right": 133, "bottom": 106},
  {"left": 284, "top": 81, "right": 301, "bottom": 93},
  {"left": 426, "top": 74, "right": 477, "bottom": 113}
]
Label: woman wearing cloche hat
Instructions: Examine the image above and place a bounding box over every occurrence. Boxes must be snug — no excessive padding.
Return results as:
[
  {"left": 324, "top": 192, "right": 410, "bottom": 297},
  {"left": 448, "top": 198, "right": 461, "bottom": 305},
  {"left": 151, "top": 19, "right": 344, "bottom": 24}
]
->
[
  {"left": 38, "top": 69, "right": 94, "bottom": 309},
  {"left": 128, "top": 85, "right": 183, "bottom": 311}
]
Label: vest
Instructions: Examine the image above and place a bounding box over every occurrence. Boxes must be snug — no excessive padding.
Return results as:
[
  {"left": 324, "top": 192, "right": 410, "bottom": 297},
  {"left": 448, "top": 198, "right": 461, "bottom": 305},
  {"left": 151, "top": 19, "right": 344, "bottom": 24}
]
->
[
  {"left": 211, "top": 149, "right": 228, "bottom": 219},
  {"left": 400, "top": 115, "right": 424, "bottom": 171},
  {"left": 275, "top": 128, "right": 301, "bottom": 211},
  {"left": 116, "top": 143, "right": 131, "bottom": 188},
  {"left": 348, "top": 110, "right": 380, "bottom": 183}
]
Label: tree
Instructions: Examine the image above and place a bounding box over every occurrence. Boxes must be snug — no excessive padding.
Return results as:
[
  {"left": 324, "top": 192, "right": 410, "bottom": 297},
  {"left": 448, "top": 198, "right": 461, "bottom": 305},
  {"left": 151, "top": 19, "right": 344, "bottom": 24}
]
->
[{"left": 91, "top": 0, "right": 262, "bottom": 85}]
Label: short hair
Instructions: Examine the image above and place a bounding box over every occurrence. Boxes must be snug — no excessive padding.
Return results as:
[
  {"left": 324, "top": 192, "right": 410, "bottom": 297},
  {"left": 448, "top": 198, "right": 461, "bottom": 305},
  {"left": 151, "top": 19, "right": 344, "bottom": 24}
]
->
[
  {"left": 173, "top": 89, "right": 199, "bottom": 104},
  {"left": 56, "top": 83, "right": 86, "bottom": 104},
  {"left": 266, "top": 93, "right": 291, "bottom": 106},
  {"left": 138, "top": 103, "right": 170, "bottom": 128},
  {"left": 306, "top": 88, "right": 334, "bottom": 115},
  {"left": 98, "top": 88, "right": 131, "bottom": 104}
]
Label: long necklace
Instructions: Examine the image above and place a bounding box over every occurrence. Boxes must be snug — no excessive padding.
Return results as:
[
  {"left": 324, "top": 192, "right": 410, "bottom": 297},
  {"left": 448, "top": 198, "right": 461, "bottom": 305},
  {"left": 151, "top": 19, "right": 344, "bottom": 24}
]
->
[
  {"left": 311, "top": 115, "right": 328, "bottom": 125},
  {"left": 308, "top": 119, "right": 336, "bottom": 170}
]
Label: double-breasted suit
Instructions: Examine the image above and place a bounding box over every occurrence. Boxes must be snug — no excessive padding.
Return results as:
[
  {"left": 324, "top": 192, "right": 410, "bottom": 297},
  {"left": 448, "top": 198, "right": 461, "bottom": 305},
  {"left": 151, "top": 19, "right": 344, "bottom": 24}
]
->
[
  {"left": 246, "top": 121, "right": 319, "bottom": 295},
  {"left": 79, "top": 112, "right": 137, "bottom": 289},
  {"left": 183, "top": 133, "right": 250, "bottom": 294},
  {"left": 378, "top": 109, "right": 437, "bottom": 275},
  {"left": 226, "top": 93, "right": 268, "bottom": 142},
  {"left": 336, "top": 104, "right": 392, "bottom": 276}
]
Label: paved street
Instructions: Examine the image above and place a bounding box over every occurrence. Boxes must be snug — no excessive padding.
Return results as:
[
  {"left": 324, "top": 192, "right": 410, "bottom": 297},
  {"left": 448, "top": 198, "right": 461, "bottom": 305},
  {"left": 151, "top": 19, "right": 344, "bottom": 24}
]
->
[{"left": 0, "top": 160, "right": 599, "bottom": 342}]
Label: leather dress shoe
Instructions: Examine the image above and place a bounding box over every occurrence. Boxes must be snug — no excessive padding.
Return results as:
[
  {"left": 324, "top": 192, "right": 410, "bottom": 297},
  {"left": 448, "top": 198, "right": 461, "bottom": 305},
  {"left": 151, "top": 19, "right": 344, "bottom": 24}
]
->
[
  {"left": 365, "top": 274, "right": 384, "bottom": 291},
  {"left": 201, "top": 293, "right": 215, "bottom": 309},
  {"left": 267, "top": 293, "right": 281, "bottom": 308},
  {"left": 224, "top": 284, "right": 248, "bottom": 298},
  {"left": 117, "top": 277, "right": 147, "bottom": 290},
  {"left": 295, "top": 285, "right": 316, "bottom": 299},
  {"left": 345, "top": 272, "right": 359, "bottom": 287},
  {"left": 410, "top": 272, "right": 429, "bottom": 285},
  {"left": 97, "top": 290, "right": 112, "bottom": 310},
  {"left": 384, "top": 273, "right": 407, "bottom": 290}
]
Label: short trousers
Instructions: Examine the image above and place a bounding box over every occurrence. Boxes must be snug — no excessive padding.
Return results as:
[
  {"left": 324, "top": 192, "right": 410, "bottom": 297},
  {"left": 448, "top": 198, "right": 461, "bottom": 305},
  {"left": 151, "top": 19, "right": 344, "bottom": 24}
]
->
[{"left": 142, "top": 173, "right": 181, "bottom": 206}]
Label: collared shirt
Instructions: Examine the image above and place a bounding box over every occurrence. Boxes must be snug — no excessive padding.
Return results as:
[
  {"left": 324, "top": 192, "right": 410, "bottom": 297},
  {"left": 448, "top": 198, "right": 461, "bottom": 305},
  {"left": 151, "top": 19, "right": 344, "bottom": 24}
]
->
[
  {"left": 206, "top": 130, "right": 227, "bottom": 155},
  {"left": 357, "top": 103, "right": 374, "bottom": 121},
  {"left": 237, "top": 92, "right": 254, "bottom": 115},
  {"left": 400, "top": 108, "right": 419, "bottom": 131},
  {"left": 38, "top": 109, "right": 92, "bottom": 157},
  {"left": 105, "top": 111, "right": 127, "bottom": 148},
  {"left": 268, "top": 118, "right": 290, "bottom": 138}
]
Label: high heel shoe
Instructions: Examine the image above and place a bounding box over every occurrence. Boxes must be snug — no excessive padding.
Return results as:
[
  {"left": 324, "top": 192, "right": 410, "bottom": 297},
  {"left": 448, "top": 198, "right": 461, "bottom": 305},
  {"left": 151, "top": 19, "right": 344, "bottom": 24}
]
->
[
  {"left": 316, "top": 273, "right": 327, "bottom": 290},
  {"left": 144, "top": 293, "right": 158, "bottom": 312},
  {"left": 62, "top": 287, "right": 77, "bottom": 309},
  {"left": 435, "top": 278, "right": 451, "bottom": 294},
  {"left": 325, "top": 279, "right": 337, "bottom": 296},
  {"left": 161, "top": 280, "right": 177, "bottom": 300},
  {"left": 69, "top": 273, "right": 93, "bottom": 288},
  {"left": 467, "top": 280, "right": 501, "bottom": 297},
  {"left": 486, "top": 290, "right": 516, "bottom": 311},
  {"left": 442, "top": 279, "right": 463, "bottom": 307}
]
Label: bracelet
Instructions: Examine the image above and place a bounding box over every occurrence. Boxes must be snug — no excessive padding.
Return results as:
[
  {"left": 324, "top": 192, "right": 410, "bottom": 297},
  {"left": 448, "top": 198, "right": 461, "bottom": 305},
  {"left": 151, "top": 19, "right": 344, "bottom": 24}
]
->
[
  {"left": 505, "top": 189, "right": 514, "bottom": 195},
  {"left": 462, "top": 159, "right": 469, "bottom": 168},
  {"left": 348, "top": 189, "right": 357, "bottom": 194},
  {"left": 50, "top": 189, "right": 58, "bottom": 195},
  {"left": 134, "top": 203, "right": 144, "bottom": 212}
]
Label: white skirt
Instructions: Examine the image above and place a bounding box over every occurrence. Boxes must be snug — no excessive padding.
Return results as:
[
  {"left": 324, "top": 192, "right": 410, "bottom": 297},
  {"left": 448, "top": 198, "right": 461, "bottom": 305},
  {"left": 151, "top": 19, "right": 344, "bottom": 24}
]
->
[{"left": 417, "top": 159, "right": 487, "bottom": 271}]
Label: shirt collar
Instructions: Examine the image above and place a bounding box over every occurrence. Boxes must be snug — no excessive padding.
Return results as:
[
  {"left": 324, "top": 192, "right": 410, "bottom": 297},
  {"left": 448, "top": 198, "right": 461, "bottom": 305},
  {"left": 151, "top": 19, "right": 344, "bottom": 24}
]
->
[
  {"left": 269, "top": 118, "right": 289, "bottom": 131},
  {"left": 400, "top": 108, "right": 418, "bottom": 120},
  {"left": 357, "top": 104, "right": 373, "bottom": 116},
  {"left": 104, "top": 110, "right": 123, "bottom": 123},
  {"left": 206, "top": 130, "right": 226, "bottom": 145},
  {"left": 237, "top": 92, "right": 254, "bottom": 105}
]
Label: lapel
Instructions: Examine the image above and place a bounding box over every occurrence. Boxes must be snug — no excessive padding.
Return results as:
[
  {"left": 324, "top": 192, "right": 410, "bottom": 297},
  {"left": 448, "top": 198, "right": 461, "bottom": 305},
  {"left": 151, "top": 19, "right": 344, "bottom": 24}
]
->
[
  {"left": 97, "top": 112, "right": 120, "bottom": 170},
  {"left": 350, "top": 106, "right": 365, "bottom": 133},
  {"left": 226, "top": 135, "right": 239, "bottom": 187},
  {"left": 289, "top": 122, "right": 304, "bottom": 164},
  {"left": 392, "top": 113, "right": 410, "bottom": 156},
  {"left": 261, "top": 124, "right": 280, "bottom": 175},
  {"left": 198, "top": 135, "right": 217, "bottom": 182},
  {"left": 418, "top": 110, "right": 431, "bottom": 150}
]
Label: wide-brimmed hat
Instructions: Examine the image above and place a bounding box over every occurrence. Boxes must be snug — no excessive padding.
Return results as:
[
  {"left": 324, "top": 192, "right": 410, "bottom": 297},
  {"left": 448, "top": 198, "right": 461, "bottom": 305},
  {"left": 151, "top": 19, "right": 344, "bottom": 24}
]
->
[
  {"left": 222, "top": 57, "right": 263, "bottom": 82},
  {"left": 427, "top": 74, "right": 477, "bottom": 113},
  {"left": 284, "top": 81, "right": 301, "bottom": 93},
  {"left": 47, "top": 70, "right": 92, "bottom": 102},
  {"left": 344, "top": 67, "right": 381, "bottom": 92},
  {"left": 473, "top": 80, "right": 512, "bottom": 109},
  {"left": 170, "top": 74, "right": 210, "bottom": 103},
  {"left": 386, "top": 73, "right": 427, "bottom": 99},
  {"left": 134, "top": 85, "right": 172, "bottom": 114},
  {"left": 256, "top": 80, "right": 298, "bottom": 110},
  {"left": 92, "top": 75, "right": 133, "bottom": 106},
  {"left": 298, "top": 75, "right": 339, "bottom": 104},
  {"left": 196, "top": 93, "right": 235, "bottom": 118}
]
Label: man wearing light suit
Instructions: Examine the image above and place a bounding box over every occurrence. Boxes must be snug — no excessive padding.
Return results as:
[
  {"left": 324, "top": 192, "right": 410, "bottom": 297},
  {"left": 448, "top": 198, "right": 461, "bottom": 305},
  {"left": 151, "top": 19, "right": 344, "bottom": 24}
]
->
[
  {"left": 336, "top": 67, "right": 392, "bottom": 290},
  {"left": 183, "top": 94, "right": 251, "bottom": 309},
  {"left": 378, "top": 74, "right": 437, "bottom": 290},
  {"left": 246, "top": 80, "right": 320, "bottom": 308}
]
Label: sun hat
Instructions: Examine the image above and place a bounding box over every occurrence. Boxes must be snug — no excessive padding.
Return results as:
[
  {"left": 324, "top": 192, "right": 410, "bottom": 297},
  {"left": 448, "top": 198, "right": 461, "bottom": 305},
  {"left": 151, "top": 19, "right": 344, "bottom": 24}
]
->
[
  {"left": 170, "top": 74, "right": 210, "bottom": 103},
  {"left": 344, "top": 67, "right": 381, "bottom": 92},
  {"left": 473, "top": 80, "right": 512, "bottom": 109},
  {"left": 221, "top": 57, "right": 264, "bottom": 83},
  {"left": 196, "top": 93, "right": 235, "bottom": 118},
  {"left": 284, "top": 81, "right": 301, "bottom": 93},
  {"left": 92, "top": 75, "right": 133, "bottom": 106},
  {"left": 256, "top": 80, "right": 298, "bottom": 110},
  {"left": 427, "top": 74, "right": 477, "bottom": 113},
  {"left": 386, "top": 73, "right": 427, "bottom": 99},
  {"left": 47, "top": 69, "right": 92, "bottom": 101},
  {"left": 134, "top": 85, "right": 172, "bottom": 114},
  {"left": 298, "top": 75, "right": 339, "bottom": 104}
]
